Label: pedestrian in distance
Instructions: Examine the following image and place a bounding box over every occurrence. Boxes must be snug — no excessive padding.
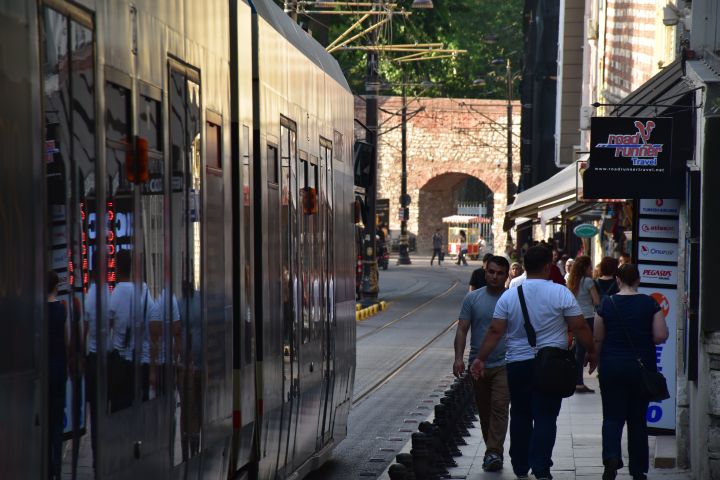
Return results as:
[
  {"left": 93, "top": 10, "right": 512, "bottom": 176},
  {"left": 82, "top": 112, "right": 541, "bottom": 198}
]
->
[
  {"left": 506, "top": 261, "right": 524, "bottom": 288},
  {"left": 593, "top": 264, "right": 668, "bottom": 480},
  {"left": 564, "top": 258, "right": 574, "bottom": 283},
  {"left": 470, "top": 246, "right": 597, "bottom": 480},
  {"left": 456, "top": 230, "right": 468, "bottom": 266},
  {"left": 453, "top": 256, "right": 511, "bottom": 472},
  {"left": 595, "top": 256, "right": 620, "bottom": 304},
  {"left": 469, "top": 253, "right": 494, "bottom": 291},
  {"left": 566, "top": 255, "right": 600, "bottom": 393},
  {"left": 430, "top": 228, "right": 444, "bottom": 266},
  {"left": 618, "top": 252, "right": 632, "bottom": 267}
]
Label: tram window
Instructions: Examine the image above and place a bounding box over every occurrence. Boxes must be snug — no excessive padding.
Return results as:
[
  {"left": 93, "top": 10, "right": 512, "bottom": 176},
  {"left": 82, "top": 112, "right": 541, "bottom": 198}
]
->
[
  {"left": 105, "top": 82, "right": 130, "bottom": 143},
  {"left": 138, "top": 90, "right": 166, "bottom": 402},
  {"left": 242, "top": 125, "right": 252, "bottom": 366},
  {"left": 169, "top": 66, "right": 203, "bottom": 464},
  {"left": 206, "top": 120, "right": 221, "bottom": 172},
  {"left": 268, "top": 144, "right": 279, "bottom": 184},
  {"left": 139, "top": 94, "right": 162, "bottom": 152},
  {"left": 104, "top": 79, "right": 137, "bottom": 414},
  {"left": 42, "top": 7, "right": 98, "bottom": 474}
]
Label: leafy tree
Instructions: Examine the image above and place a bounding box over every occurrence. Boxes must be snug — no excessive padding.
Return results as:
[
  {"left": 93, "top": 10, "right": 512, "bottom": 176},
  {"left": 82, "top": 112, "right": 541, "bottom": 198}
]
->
[{"left": 276, "top": 0, "right": 523, "bottom": 99}]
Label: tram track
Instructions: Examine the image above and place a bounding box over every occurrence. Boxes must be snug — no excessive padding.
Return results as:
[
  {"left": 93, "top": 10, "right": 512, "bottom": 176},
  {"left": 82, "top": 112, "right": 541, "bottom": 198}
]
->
[
  {"left": 356, "top": 279, "right": 460, "bottom": 342},
  {"left": 352, "top": 319, "right": 458, "bottom": 407}
]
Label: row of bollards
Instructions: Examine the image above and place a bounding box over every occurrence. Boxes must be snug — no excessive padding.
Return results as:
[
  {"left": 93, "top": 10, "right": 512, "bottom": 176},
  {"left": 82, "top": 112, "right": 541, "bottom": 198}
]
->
[{"left": 387, "top": 374, "right": 477, "bottom": 480}]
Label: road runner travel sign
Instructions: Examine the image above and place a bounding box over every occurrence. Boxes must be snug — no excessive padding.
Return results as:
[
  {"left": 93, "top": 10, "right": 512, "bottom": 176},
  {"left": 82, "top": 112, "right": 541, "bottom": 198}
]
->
[{"left": 585, "top": 117, "right": 674, "bottom": 199}]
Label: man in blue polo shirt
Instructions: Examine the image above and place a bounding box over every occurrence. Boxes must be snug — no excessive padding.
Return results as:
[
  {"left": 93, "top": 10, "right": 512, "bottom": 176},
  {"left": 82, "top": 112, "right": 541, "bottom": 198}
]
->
[
  {"left": 453, "top": 255, "right": 510, "bottom": 472},
  {"left": 471, "top": 246, "right": 596, "bottom": 480}
]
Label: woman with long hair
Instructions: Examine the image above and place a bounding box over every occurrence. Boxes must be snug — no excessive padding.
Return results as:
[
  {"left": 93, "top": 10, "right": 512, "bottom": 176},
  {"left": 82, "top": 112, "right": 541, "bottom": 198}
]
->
[
  {"left": 592, "top": 264, "right": 668, "bottom": 480},
  {"left": 567, "top": 255, "right": 600, "bottom": 393}
]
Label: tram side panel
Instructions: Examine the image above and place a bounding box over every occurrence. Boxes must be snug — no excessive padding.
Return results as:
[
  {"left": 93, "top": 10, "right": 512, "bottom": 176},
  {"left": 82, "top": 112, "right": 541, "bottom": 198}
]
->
[
  {"left": 252, "top": 9, "right": 288, "bottom": 479},
  {"left": 229, "top": 0, "right": 258, "bottom": 474},
  {"left": 0, "top": 4, "right": 43, "bottom": 478},
  {"left": 327, "top": 80, "right": 356, "bottom": 445}
]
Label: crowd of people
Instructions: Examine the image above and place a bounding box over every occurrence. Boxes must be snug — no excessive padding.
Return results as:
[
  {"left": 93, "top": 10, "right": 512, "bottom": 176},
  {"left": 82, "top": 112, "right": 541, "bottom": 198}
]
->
[{"left": 453, "top": 245, "right": 669, "bottom": 480}]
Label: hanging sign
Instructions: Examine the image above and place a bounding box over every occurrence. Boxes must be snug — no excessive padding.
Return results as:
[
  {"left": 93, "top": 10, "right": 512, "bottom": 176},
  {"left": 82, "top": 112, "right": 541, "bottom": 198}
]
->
[
  {"left": 573, "top": 223, "right": 599, "bottom": 238},
  {"left": 584, "top": 117, "right": 674, "bottom": 199}
]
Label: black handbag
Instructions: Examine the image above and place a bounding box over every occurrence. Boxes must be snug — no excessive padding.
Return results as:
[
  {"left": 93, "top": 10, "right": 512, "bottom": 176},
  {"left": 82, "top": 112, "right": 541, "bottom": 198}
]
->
[
  {"left": 517, "top": 285, "right": 577, "bottom": 398},
  {"left": 609, "top": 297, "right": 670, "bottom": 402}
]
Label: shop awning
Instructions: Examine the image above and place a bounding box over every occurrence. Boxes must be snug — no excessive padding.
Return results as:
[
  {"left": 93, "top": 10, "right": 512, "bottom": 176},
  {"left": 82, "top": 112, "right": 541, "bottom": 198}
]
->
[
  {"left": 504, "top": 162, "right": 578, "bottom": 229},
  {"left": 442, "top": 215, "right": 492, "bottom": 224}
]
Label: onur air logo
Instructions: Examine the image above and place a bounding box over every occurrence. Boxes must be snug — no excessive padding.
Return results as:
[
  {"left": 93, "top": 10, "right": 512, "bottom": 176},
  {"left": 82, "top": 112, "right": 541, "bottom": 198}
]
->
[
  {"left": 595, "top": 120, "right": 664, "bottom": 166},
  {"left": 640, "top": 245, "right": 675, "bottom": 256}
]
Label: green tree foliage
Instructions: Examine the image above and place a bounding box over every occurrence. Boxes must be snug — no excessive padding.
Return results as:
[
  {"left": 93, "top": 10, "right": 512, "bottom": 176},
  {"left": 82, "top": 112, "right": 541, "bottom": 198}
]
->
[{"left": 278, "top": 0, "right": 523, "bottom": 99}]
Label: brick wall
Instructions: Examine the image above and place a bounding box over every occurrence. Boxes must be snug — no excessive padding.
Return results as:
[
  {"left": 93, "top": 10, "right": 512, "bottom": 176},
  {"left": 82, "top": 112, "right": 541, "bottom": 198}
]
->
[
  {"left": 356, "top": 96, "right": 521, "bottom": 254},
  {"left": 603, "top": 0, "right": 668, "bottom": 101}
]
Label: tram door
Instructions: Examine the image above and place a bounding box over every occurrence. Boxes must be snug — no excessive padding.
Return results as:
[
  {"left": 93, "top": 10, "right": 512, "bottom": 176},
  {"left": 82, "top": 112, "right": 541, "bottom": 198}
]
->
[
  {"left": 293, "top": 152, "right": 325, "bottom": 467},
  {"left": 279, "top": 120, "right": 300, "bottom": 474},
  {"left": 318, "top": 139, "right": 336, "bottom": 444}
]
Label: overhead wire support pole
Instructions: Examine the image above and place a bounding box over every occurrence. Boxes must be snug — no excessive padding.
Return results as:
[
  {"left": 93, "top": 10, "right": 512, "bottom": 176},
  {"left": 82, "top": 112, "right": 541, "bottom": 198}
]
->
[
  {"left": 397, "top": 76, "right": 411, "bottom": 265},
  {"left": 505, "top": 58, "right": 515, "bottom": 205},
  {"left": 327, "top": 16, "right": 391, "bottom": 53},
  {"left": 326, "top": 13, "right": 371, "bottom": 51},
  {"left": 360, "top": 1, "right": 381, "bottom": 302}
]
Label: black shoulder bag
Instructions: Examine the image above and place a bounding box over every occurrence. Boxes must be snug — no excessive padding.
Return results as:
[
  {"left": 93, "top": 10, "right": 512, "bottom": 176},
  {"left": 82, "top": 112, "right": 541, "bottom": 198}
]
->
[
  {"left": 517, "top": 285, "right": 576, "bottom": 398},
  {"left": 609, "top": 296, "right": 670, "bottom": 402}
]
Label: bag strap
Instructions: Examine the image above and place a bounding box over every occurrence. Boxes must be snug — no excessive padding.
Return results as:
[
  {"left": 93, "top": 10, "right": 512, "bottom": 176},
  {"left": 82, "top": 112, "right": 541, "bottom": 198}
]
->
[
  {"left": 517, "top": 285, "right": 537, "bottom": 347},
  {"left": 608, "top": 296, "right": 646, "bottom": 368}
]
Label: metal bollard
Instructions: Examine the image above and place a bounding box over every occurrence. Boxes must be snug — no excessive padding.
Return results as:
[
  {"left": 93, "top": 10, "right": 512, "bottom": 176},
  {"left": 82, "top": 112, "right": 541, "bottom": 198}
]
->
[
  {"left": 419, "top": 421, "right": 457, "bottom": 468},
  {"left": 396, "top": 453, "right": 416, "bottom": 480},
  {"left": 433, "top": 403, "right": 462, "bottom": 456},
  {"left": 388, "top": 463, "right": 409, "bottom": 480}
]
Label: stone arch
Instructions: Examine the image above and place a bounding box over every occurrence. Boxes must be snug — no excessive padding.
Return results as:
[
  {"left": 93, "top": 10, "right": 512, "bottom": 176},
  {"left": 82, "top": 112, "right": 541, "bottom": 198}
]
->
[{"left": 416, "top": 172, "right": 499, "bottom": 254}]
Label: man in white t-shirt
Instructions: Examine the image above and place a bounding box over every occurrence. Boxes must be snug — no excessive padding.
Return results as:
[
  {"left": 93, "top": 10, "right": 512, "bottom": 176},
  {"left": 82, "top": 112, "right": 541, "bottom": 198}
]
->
[{"left": 470, "top": 246, "right": 597, "bottom": 480}]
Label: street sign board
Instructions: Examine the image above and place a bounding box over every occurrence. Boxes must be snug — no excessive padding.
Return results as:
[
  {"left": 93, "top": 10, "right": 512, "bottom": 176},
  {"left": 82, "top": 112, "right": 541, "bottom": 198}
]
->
[{"left": 585, "top": 117, "right": 675, "bottom": 199}]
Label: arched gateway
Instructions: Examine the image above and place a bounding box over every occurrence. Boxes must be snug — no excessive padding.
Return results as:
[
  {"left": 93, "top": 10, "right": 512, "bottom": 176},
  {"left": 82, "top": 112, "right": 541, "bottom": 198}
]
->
[{"left": 357, "top": 96, "right": 521, "bottom": 257}]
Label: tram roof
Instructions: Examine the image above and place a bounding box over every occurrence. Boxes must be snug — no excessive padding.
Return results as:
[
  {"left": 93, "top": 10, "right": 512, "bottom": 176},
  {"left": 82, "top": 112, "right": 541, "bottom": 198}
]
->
[{"left": 249, "top": 0, "right": 351, "bottom": 92}]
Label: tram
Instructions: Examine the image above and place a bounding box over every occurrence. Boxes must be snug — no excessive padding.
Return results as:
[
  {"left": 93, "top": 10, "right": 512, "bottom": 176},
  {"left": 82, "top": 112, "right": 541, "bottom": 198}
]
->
[{"left": 0, "top": 0, "right": 355, "bottom": 479}]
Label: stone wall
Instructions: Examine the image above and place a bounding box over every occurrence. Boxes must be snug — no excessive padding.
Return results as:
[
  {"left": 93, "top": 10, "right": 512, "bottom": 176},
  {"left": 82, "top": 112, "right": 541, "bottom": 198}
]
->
[{"left": 356, "top": 96, "right": 521, "bottom": 255}]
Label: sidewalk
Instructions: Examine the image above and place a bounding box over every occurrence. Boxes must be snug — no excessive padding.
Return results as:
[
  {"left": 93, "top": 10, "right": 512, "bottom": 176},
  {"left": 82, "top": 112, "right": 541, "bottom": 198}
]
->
[{"left": 382, "top": 375, "right": 691, "bottom": 480}]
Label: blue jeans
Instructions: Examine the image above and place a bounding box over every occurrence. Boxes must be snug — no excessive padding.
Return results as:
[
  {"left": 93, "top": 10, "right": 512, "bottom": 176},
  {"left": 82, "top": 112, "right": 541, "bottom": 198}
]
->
[
  {"left": 599, "top": 358, "right": 650, "bottom": 476},
  {"left": 507, "top": 359, "right": 563, "bottom": 479}
]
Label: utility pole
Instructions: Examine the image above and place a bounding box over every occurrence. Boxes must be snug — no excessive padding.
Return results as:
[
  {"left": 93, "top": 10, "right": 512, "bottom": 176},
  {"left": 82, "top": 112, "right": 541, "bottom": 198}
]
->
[
  {"left": 360, "top": 8, "right": 380, "bottom": 301},
  {"left": 397, "top": 77, "right": 411, "bottom": 264},
  {"left": 505, "top": 58, "right": 515, "bottom": 205}
]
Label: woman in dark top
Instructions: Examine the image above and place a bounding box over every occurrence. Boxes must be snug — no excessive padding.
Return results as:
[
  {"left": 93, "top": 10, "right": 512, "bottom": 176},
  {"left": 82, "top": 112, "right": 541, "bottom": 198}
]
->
[
  {"left": 592, "top": 264, "right": 668, "bottom": 480},
  {"left": 47, "top": 271, "right": 68, "bottom": 480},
  {"left": 594, "top": 256, "right": 620, "bottom": 299}
]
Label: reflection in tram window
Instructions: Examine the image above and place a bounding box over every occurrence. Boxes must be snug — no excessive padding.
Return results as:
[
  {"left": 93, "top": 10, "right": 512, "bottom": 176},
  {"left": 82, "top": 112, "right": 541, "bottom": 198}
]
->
[
  {"left": 47, "top": 271, "right": 68, "bottom": 480},
  {"left": 242, "top": 126, "right": 253, "bottom": 366},
  {"left": 104, "top": 79, "right": 136, "bottom": 415},
  {"left": 170, "top": 67, "right": 203, "bottom": 464},
  {"left": 43, "top": 7, "right": 97, "bottom": 476},
  {"left": 139, "top": 91, "right": 166, "bottom": 401}
]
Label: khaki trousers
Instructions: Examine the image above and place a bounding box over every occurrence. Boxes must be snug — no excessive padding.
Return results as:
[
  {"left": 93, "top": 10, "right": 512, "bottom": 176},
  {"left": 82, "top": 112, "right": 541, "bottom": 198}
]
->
[{"left": 473, "top": 364, "right": 510, "bottom": 456}]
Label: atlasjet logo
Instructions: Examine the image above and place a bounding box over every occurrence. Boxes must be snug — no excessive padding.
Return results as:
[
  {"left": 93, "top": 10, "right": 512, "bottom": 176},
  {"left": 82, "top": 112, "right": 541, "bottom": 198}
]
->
[
  {"left": 641, "top": 224, "right": 674, "bottom": 233},
  {"left": 595, "top": 120, "right": 664, "bottom": 166}
]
